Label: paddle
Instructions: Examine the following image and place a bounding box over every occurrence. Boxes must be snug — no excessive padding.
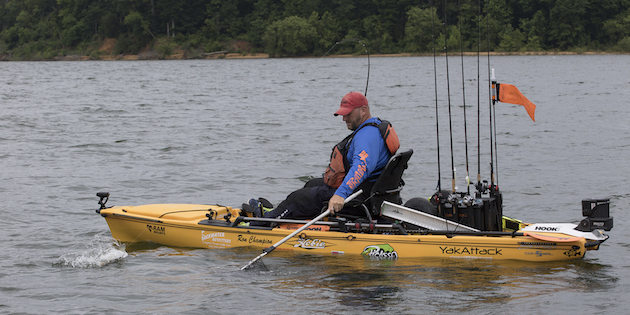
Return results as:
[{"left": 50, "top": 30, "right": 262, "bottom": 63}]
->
[
  {"left": 240, "top": 189, "right": 363, "bottom": 271},
  {"left": 522, "top": 232, "right": 584, "bottom": 243}
]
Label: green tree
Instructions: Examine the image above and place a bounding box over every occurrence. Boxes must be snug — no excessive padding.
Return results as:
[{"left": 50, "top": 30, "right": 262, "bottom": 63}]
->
[
  {"left": 496, "top": 24, "right": 525, "bottom": 52},
  {"left": 602, "top": 8, "right": 630, "bottom": 51},
  {"left": 474, "top": 0, "right": 513, "bottom": 51},
  {"left": 548, "top": 0, "right": 589, "bottom": 49},
  {"left": 3, "top": 0, "right": 630, "bottom": 59},
  {"left": 59, "top": 14, "right": 86, "bottom": 47},
  {"left": 603, "top": 9, "right": 630, "bottom": 43},
  {"left": 519, "top": 10, "right": 547, "bottom": 51},
  {"left": 245, "top": 0, "right": 282, "bottom": 48},
  {"left": 206, "top": 0, "right": 247, "bottom": 40},
  {"left": 360, "top": 15, "right": 394, "bottom": 54},
  {"left": 124, "top": 10, "right": 153, "bottom": 38},
  {"left": 404, "top": 6, "right": 440, "bottom": 53},
  {"left": 263, "top": 15, "right": 317, "bottom": 57},
  {"left": 308, "top": 11, "right": 340, "bottom": 55},
  {"left": 435, "top": 24, "right": 462, "bottom": 53}
]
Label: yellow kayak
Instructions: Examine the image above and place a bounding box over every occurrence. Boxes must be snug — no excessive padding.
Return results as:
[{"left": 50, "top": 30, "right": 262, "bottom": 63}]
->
[{"left": 96, "top": 194, "right": 610, "bottom": 262}]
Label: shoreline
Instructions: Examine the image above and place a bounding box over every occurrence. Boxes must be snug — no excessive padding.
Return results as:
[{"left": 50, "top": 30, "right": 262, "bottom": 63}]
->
[{"left": 1, "top": 50, "right": 624, "bottom": 62}]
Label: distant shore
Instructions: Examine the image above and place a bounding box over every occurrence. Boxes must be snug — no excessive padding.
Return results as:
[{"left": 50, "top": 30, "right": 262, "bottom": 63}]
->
[{"left": 0, "top": 50, "right": 621, "bottom": 62}]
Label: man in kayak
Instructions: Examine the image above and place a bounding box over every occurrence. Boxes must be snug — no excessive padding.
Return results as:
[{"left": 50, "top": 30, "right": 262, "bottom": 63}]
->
[{"left": 245, "top": 91, "right": 399, "bottom": 225}]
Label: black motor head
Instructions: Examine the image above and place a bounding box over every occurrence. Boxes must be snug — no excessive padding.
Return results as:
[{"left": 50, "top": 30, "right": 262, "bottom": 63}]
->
[
  {"left": 576, "top": 198, "right": 613, "bottom": 232},
  {"left": 96, "top": 192, "right": 111, "bottom": 213}
]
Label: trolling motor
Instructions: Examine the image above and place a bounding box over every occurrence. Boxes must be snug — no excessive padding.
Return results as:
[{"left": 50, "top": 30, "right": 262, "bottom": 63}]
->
[
  {"left": 96, "top": 192, "right": 111, "bottom": 213},
  {"left": 576, "top": 198, "right": 613, "bottom": 232}
]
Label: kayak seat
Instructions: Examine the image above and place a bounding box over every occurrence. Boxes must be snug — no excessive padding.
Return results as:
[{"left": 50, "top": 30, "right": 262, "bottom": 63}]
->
[{"left": 341, "top": 149, "right": 413, "bottom": 221}]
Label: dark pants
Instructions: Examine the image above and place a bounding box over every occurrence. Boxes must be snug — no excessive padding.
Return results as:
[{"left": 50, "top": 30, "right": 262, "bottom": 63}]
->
[{"left": 250, "top": 178, "right": 373, "bottom": 226}]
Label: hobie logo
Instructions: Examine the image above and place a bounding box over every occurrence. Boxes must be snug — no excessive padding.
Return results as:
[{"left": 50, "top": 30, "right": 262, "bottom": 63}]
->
[
  {"left": 294, "top": 238, "right": 325, "bottom": 249},
  {"left": 361, "top": 244, "right": 398, "bottom": 259},
  {"left": 534, "top": 226, "right": 560, "bottom": 232}
]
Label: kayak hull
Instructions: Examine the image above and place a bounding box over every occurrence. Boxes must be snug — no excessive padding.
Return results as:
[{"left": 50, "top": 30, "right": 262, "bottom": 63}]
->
[{"left": 99, "top": 203, "right": 594, "bottom": 262}]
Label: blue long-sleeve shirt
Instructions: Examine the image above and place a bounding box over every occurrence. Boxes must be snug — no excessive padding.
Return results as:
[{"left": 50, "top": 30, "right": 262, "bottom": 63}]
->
[{"left": 334, "top": 117, "right": 392, "bottom": 199}]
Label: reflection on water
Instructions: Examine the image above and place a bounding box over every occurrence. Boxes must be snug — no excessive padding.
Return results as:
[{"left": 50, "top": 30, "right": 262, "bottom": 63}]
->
[{"left": 233, "top": 251, "right": 620, "bottom": 313}]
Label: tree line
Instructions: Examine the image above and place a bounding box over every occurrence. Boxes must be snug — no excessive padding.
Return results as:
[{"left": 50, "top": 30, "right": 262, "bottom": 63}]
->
[{"left": 1, "top": 0, "right": 629, "bottom": 60}]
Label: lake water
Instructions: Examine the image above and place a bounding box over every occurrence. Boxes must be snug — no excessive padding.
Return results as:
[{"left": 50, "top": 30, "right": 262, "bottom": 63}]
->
[{"left": 1, "top": 54, "right": 629, "bottom": 314}]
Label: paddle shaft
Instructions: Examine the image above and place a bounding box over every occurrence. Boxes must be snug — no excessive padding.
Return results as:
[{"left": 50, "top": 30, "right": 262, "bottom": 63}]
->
[{"left": 240, "top": 189, "right": 363, "bottom": 270}]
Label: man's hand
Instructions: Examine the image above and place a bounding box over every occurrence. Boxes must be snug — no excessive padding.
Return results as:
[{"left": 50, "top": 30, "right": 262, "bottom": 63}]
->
[{"left": 328, "top": 195, "right": 345, "bottom": 214}]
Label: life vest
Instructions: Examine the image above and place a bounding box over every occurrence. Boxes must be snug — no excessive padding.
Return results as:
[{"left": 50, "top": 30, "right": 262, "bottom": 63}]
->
[{"left": 323, "top": 119, "right": 400, "bottom": 188}]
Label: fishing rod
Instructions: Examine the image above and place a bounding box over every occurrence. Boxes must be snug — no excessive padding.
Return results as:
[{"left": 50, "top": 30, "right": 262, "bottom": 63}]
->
[
  {"left": 492, "top": 69, "right": 500, "bottom": 187},
  {"left": 485, "top": 0, "right": 495, "bottom": 190},
  {"left": 443, "top": 0, "right": 457, "bottom": 194},
  {"left": 425, "top": 0, "right": 505, "bottom": 232},
  {"left": 430, "top": 0, "right": 442, "bottom": 193},
  {"left": 476, "top": 0, "right": 482, "bottom": 190},
  {"left": 458, "top": 0, "right": 471, "bottom": 195},
  {"left": 322, "top": 38, "right": 370, "bottom": 97}
]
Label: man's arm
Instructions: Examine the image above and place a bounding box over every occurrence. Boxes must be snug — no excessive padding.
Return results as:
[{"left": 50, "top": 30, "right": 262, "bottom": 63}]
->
[{"left": 333, "top": 127, "right": 382, "bottom": 198}]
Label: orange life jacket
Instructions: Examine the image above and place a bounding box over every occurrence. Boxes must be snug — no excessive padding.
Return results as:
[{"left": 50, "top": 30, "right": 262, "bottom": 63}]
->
[{"left": 323, "top": 119, "right": 400, "bottom": 188}]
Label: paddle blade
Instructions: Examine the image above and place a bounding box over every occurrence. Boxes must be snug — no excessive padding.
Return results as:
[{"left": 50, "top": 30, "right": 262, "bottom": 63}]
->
[
  {"left": 240, "top": 251, "right": 268, "bottom": 271},
  {"left": 241, "top": 257, "right": 268, "bottom": 271},
  {"left": 523, "top": 232, "right": 584, "bottom": 243}
]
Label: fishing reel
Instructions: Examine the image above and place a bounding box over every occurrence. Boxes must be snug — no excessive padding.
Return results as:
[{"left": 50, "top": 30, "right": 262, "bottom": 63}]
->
[
  {"left": 96, "top": 192, "right": 111, "bottom": 213},
  {"left": 475, "top": 180, "right": 499, "bottom": 196},
  {"left": 475, "top": 180, "right": 489, "bottom": 194}
]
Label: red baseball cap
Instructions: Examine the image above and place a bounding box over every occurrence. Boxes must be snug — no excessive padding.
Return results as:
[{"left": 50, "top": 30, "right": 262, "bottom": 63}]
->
[{"left": 334, "top": 92, "right": 368, "bottom": 116}]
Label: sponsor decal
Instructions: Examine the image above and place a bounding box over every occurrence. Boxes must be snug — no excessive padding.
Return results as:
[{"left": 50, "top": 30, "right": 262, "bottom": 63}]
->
[
  {"left": 534, "top": 225, "right": 560, "bottom": 232},
  {"left": 439, "top": 246, "right": 502, "bottom": 256},
  {"left": 525, "top": 251, "right": 552, "bottom": 257},
  {"left": 294, "top": 238, "right": 326, "bottom": 249},
  {"left": 564, "top": 249, "right": 582, "bottom": 257},
  {"left": 361, "top": 244, "right": 398, "bottom": 259},
  {"left": 346, "top": 154, "right": 368, "bottom": 190},
  {"left": 278, "top": 224, "right": 330, "bottom": 231},
  {"left": 201, "top": 231, "right": 231, "bottom": 248},
  {"left": 237, "top": 235, "right": 272, "bottom": 245},
  {"left": 146, "top": 224, "right": 165, "bottom": 235},
  {"left": 201, "top": 231, "right": 225, "bottom": 242}
]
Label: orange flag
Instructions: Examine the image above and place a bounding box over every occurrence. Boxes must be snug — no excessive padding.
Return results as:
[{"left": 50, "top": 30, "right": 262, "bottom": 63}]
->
[{"left": 497, "top": 83, "right": 537, "bottom": 122}]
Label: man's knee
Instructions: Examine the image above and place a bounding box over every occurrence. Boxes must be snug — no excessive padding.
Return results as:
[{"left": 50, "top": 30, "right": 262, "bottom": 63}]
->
[{"left": 303, "top": 177, "right": 325, "bottom": 188}]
